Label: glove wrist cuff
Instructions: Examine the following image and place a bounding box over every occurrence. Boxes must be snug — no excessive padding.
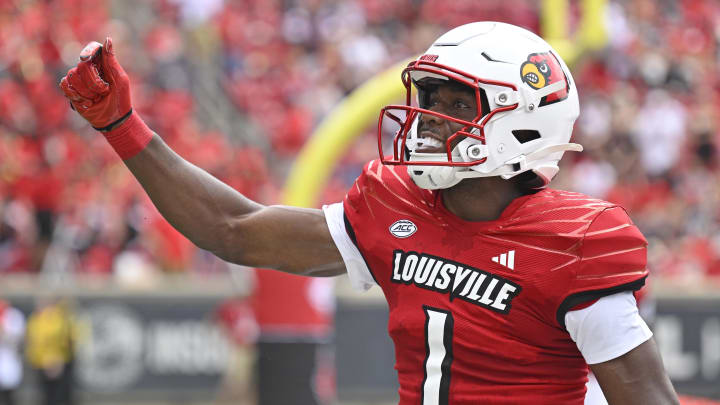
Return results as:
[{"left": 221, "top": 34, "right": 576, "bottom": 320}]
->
[
  {"left": 93, "top": 109, "right": 133, "bottom": 132},
  {"left": 103, "top": 112, "right": 154, "bottom": 160}
]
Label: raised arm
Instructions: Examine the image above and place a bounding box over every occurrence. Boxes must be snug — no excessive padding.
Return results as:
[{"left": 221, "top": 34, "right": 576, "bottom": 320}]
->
[
  {"left": 59, "top": 38, "right": 345, "bottom": 276},
  {"left": 590, "top": 337, "right": 679, "bottom": 405}
]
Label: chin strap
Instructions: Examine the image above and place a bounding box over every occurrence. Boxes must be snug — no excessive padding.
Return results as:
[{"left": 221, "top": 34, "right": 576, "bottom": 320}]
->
[
  {"left": 406, "top": 151, "right": 464, "bottom": 190},
  {"left": 407, "top": 141, "right": 583, "bottom": 189}
]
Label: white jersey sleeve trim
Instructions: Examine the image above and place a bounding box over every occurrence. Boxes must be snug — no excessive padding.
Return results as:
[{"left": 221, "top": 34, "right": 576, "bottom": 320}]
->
[
  {"left": 322, "top": 202, "right": 376, "bottom": 291},
  {"left": 565, "top": 291, "right": 653, "bottom": 365}
]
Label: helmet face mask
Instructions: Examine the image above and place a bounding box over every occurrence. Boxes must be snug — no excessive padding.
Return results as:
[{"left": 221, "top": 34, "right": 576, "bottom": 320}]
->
[
  {"left": 377, "top": 22, "right": 583, "bottom": 190},
  {"left": 412, "top": 78, "right": 489, "bottom": 153}
]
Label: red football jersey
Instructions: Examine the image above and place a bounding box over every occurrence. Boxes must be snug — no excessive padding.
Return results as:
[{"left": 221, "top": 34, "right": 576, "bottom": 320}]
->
[{"left": 342, "top": 160, "right": 648, "bottom": 405}]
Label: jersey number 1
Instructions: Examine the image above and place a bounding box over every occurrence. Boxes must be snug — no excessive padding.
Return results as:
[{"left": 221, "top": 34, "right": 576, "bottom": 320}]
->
[{"left": 423, "top": 306, "right": 453, "bottom": 405}]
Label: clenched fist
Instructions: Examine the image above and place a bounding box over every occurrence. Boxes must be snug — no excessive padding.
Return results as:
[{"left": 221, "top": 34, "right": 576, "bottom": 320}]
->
[{"left": 59, "top": 37, "right": 132, "bottom": 132}]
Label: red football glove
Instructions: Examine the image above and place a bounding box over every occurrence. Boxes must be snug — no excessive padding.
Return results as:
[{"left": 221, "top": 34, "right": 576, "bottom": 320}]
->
[
  {"left": 59, "top": 37, "right": 153, "bottom": 160},
  {"left": 59, "top": 37, "right": 132, "bottom": 131}
]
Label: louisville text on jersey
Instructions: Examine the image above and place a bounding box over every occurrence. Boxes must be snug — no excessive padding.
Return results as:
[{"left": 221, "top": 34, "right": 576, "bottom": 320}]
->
[{"left": 390, "top": 250, "right": 522, "bottom": 314}]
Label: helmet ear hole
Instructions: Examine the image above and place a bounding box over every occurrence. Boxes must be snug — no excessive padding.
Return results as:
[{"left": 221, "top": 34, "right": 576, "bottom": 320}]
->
[{"left": 512, "top": 130, "right": 541, "bottom": 144}]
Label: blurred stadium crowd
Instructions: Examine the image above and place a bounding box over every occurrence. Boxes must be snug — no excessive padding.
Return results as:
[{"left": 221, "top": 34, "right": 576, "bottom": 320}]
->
[{"left": 1, "top": 0, "right": 720, "bottom": 286}]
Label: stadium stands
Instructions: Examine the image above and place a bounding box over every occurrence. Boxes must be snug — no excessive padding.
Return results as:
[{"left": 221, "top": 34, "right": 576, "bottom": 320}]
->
[{"left": 1, "top": 0, "right": 719, "bottom": 284}]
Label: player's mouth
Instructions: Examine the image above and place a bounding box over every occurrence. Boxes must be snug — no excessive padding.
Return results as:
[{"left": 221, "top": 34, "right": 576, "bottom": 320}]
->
[{"left": 415, "top": 131, "right": 447, "bottom": 153}]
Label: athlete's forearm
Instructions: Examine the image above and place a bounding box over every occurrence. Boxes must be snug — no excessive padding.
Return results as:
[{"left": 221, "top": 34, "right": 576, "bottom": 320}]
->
[
  {"left": 591, "top": 338, "right": 679, "bottom": 405},
  {"left": 123, "top": 134, "right": 263, "bottom": 260},
  {"left": 58, "top": 39, "right": 345, "bottom": 275}
]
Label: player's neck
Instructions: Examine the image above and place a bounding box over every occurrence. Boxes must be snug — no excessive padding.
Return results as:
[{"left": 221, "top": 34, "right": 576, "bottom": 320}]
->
[{"left": 441, "top": 177, "right": 526, "bottom": 222}]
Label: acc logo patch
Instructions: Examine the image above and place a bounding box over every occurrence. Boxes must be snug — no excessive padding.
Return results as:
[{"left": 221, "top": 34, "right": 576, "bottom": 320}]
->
[
  {"left": 389, "top": 220, "right": 417, "bottom": 238},
  {"left": 520, "top": 52, "right": 570, "bottom": 106}
]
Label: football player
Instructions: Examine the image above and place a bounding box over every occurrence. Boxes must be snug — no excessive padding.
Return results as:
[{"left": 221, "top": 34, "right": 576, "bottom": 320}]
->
[{"left": 60, "top": 22, "right": 679, "bottom": 404}]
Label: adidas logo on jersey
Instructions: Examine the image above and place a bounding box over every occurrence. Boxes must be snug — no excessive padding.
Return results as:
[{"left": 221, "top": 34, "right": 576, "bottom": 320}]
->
[
  {"left": 390, "top": 250, "right": 522, "bottom": 314},
  {"left": 491, "top": 250, "right": 515, "bottom": 270}
]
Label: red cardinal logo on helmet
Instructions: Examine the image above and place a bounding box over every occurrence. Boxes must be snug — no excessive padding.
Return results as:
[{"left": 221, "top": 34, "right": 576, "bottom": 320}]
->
[{"left": 520, "top": 52, "right": 570, "bottom": 106}]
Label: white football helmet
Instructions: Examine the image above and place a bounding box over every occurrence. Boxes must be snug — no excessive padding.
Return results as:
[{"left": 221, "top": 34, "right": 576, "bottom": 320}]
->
[{"left": 377, "top": 21, "right": 582, "bottom": 190}]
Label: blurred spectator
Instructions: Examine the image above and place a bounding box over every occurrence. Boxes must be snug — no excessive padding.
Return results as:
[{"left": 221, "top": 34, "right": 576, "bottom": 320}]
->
[
  {"left": 213, "top": 294, "right": 259, "bottom": 405},
  {"left": 250, "top": 270, "right": 336, "bottom": 405},
  {"left": 0, "top": 300, "right": 25, "bottom": 405},
  {"left": 25, "top": 297, "right": 78, "bottom": 405},
  {"left": 0, "top": 0, "right": 719, "bottom": 285},
  {"left": 631, "top": 89, "right": 687, "bottom": 177}
]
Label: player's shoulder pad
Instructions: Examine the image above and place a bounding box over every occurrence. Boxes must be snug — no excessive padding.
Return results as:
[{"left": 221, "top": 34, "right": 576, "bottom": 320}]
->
[
  {"left": 509, "top": 189, "right": 615, "bottom": 221},
  {"left": 555, "top": 206, "right": 648, "bottom": 329},
  {"left": 578, "top": 205, "right": 648, "bottom": 282}
]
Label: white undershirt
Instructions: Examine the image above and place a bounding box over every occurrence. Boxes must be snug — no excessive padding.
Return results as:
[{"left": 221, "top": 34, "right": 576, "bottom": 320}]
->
[
  {"left": 323, "top": 203, "right": 376, "bottom": 291},
  {"left": 565, "top": 291, "right": 652, "bottom": 364},
  {"left": 323, "top": 202, "right": 653, "bottom": 364}
]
